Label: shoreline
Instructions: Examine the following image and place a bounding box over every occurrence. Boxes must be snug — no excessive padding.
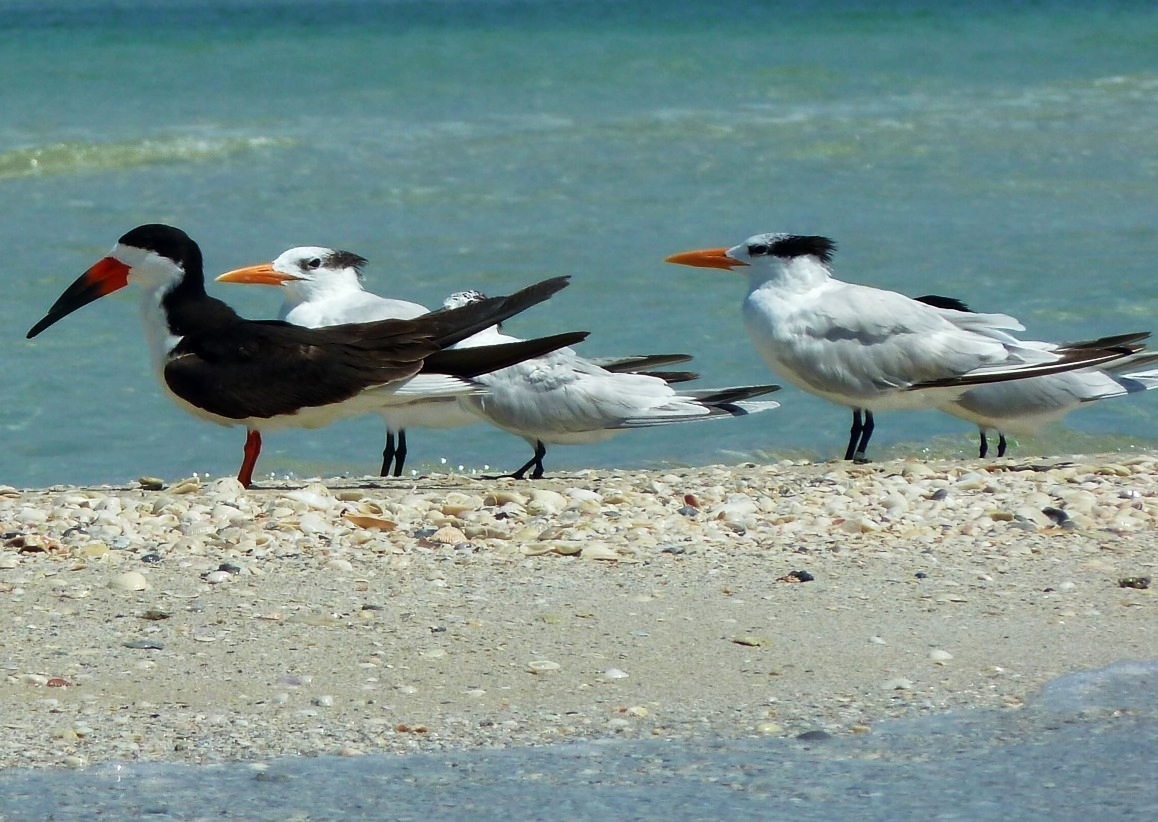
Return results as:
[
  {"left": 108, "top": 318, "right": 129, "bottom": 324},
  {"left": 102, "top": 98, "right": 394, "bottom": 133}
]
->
[{"left": 2, "top": 453, "right": 1157, "bottom": 769}]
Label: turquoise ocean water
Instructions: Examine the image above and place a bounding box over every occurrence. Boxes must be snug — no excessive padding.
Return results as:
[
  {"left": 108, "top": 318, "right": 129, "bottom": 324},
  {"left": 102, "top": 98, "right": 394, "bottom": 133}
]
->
[{"left": 2, "top": 0, "right": 1157, "bottom": 488}]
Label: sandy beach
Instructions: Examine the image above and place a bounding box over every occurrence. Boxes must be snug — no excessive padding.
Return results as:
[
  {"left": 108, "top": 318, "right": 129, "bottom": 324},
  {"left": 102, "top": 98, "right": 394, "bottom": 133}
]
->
[{"left": 2, "top": 454, "right": 1156, "bottom": 771}]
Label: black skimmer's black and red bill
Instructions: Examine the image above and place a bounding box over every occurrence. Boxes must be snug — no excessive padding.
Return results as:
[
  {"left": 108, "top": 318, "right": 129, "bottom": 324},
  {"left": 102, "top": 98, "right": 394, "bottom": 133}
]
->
[
  {"left": 665, "top": 233, "right": 1148, "bottom": 463},
  {"left": 26, "top": 224, "right": 587, "bottom": 487}
]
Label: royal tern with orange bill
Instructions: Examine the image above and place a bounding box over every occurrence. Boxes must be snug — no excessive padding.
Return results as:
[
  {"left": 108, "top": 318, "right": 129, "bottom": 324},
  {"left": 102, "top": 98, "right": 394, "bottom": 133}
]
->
[{"left": 665, "top": 233, "right": 1148, "bottom": 462}]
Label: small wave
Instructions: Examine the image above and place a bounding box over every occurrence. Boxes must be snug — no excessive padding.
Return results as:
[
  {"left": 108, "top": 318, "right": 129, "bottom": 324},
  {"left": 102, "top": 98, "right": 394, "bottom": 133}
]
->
[{"left": 0, "top": 135, "right": 288, "bottom": 179}]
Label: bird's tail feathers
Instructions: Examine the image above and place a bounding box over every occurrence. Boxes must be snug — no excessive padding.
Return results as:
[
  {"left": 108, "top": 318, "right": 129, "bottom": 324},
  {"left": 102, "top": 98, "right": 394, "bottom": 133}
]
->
[
  {"left": 591, "top": 353, "right": 695, "bottom": 372},
  {"left": 1115, "top": 369, "right": 1158, "bottom": 394},
  {"left": 679, "top": 384, "right": 782, "bottom": 404},
  {"left": 915, "top": 336, "right": 1149, "bottom": 390}
]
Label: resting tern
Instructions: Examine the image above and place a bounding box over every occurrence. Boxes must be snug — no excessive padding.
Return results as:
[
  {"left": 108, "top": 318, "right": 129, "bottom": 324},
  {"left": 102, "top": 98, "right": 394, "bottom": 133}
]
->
[
  {"left": 915, "top": 295, "right": 1158, "bottom": 457},
  {"left": 665, "top": 233, "right": 1147, "bottom": 462},
  {"left": 27, "top": 225, "right": 585, "bottom": 487},
  {"left": 442, "top": 290, "right": 781, "bottom": 479}
]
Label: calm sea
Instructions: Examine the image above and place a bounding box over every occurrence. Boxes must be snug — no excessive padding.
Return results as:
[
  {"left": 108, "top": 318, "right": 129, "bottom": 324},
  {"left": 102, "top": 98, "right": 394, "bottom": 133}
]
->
[{"left": 2, "top": 0, "right": 1156, "bottom": 488}]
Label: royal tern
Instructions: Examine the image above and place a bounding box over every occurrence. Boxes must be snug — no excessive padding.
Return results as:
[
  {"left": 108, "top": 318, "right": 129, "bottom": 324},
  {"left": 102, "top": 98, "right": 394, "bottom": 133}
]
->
[
  {"left": 915, "top": 295, "right": 1158, "bottom": 457},
  {"left": 442, "top": 290, "right": 782, "bottom": 479},
  {"left": 27, "top": 225, "right": 585, "bottom": 487},
  {"left": 217, "top": 246, "right": 478, "bottom": 477},
  {"left": 665, "top": 233, "right": 1147, "bottom": 462}
]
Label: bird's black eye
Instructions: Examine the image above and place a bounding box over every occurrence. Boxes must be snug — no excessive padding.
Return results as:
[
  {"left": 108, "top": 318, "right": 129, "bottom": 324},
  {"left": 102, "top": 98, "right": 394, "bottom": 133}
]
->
[
  {"left": 747, "top": 244, "right": 769, "bottom": 256},
  {"left": 306, "top": 258, "right": 322, "bottom": 270}
]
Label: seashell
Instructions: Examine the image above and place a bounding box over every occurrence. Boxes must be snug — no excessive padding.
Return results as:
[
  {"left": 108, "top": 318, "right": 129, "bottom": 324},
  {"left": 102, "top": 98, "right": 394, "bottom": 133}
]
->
[
  {"left": 580, "top": 544, "right": 623, "bottom": 562},
  {"left": 284, "top": 486, "right": 335, "bottom": 511},
  {"left": 426, "top": 525, "right": 468, "bottom": 545},
  {"left": 297, "top": 512, "right": 332, "bottom": 535},
  {"left": 109, "top": 571, "right": 148, "bottom": 591},
  {"left": 568, "top": 488, "right": 602, "bottom": 504},
  {"left": 528, "top": 489, "right": 569, "bottom": 514},
  {"left": 343, "top": 514, "right": 397, "bottom": 531},
  {"left": 168, "top": 478, "right": 201, "bottom": 495},
  {"left": 484, "top": 489, "right": 527, "bottom": 507}
]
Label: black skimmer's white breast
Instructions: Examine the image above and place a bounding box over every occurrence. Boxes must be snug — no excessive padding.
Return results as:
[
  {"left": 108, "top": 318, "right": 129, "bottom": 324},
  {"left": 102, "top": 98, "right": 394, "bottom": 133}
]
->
[
  {"left": 665, "top": 233, "right": 1148, "bottom": 463},
  {"left": 27, "top": 224, "right": 586, "bottom": 487},
  {"left": 217, "top": 246, "right": 479, "bottom": 477}
]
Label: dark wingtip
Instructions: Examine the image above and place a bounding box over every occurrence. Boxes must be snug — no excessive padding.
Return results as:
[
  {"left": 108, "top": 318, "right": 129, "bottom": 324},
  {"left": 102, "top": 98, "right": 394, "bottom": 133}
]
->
[{"left": 914, "top": 294, "right": 973, "bottom": 313}]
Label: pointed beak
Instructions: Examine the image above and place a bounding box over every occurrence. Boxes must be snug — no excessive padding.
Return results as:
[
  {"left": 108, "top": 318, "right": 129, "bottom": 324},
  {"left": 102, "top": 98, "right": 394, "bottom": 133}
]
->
[
  {"left": 27, "top": 256, "right": 131, "bottom": 338},
  {"left": 215, "top": 263, "right": 296, "bottom": 286},
  {"left": 663, "top": 248, "right": 747, "bottom": 271}
]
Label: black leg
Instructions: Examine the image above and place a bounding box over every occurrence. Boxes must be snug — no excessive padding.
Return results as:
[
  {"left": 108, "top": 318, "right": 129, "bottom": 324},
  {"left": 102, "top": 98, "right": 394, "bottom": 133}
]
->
[
  {"left": 978, "top": 429, "right": 989, "bottom": 459},
  {"left": 392, "top": 430, "right": 408, "bottom": 477},
  {"left": 508, "top": 440, "right": 548, "bottom": 480},
  {"left": 996, "top": 432, "right": 1007, "bottom": 458},
  {"left": 845, "top": 410, "right": 863, "bottom": 461},
  {"left": 852, "top": 410, "right": 874, "bottom": 463},
  {"left": 530, "top": 440, "right": 547, "bottom": 479},
  {"left": 380, "top": 431, "right": 396, "bottom": 477}
]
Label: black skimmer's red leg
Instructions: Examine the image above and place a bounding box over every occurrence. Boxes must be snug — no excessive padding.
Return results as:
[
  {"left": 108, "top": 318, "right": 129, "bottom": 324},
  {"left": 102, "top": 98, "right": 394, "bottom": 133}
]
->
[
  {"left": 238, "top": 430, "right": 262, "bottom": 489},
  {"left": 27, "top": 225, "right": 586, "bottom": 487}
]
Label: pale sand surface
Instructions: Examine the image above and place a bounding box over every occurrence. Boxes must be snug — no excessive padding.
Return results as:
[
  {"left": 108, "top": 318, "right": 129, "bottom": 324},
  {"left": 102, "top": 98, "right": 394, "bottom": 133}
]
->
[{"left": 1, "top": 454, "right": 1156, "bottom": 770}]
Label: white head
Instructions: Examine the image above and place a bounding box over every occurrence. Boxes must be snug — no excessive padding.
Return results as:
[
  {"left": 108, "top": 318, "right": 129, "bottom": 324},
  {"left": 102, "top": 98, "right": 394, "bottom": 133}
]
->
[
  {"left": 665, "top": 233, "right": 837, "bottom": 287},
  {"left": 441, "top": 289, "right": 488, "bottom": 310},
  {"left": 216, "top": 246, "right": 369, "bottom": 304}
]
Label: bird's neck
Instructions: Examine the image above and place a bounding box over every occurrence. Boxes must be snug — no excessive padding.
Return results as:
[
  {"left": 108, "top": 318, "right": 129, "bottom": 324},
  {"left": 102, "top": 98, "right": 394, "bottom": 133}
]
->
[
  {"left": 160, "top": 274, "right": 242, "bottom": 336},
  {"left": 748, "top": 257, "right": 831, "bottom": 295},
  {"left": 138, "top": 274, "right": 242, "bottom": 370}
]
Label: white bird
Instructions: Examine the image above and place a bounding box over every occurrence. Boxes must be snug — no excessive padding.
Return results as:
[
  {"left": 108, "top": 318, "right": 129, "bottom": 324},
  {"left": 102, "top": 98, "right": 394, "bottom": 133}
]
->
[
  {"left": 441, "top": 290, "right": 781, "bottom": 479},
  {"left": 914, "top": 295, "right": 1158, "bottom": 457},
  {"left": 665, "top": 233, "right": 1147, "bottom": 462},
  {"left": 217, "top": 246, "right": 482, "bottom": 477}
]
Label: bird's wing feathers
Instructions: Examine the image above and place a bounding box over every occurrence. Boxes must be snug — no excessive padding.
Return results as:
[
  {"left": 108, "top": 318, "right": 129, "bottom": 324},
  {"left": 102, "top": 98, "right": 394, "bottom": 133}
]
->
[{"left": 165, "top": 323, "right": 430, "bottom": 420}]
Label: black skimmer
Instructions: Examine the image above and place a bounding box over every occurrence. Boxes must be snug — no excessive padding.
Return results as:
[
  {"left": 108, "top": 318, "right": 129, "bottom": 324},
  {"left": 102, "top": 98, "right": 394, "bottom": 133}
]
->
[
  {"left": 438, "top": 290, "right": 782, "bottom": 479},
  {"left": 913, "top": 295, "right": 1158, "bottom": 458},
  {"left": 26, "top": 224, "right": 586, "bottom": 487},
  {"left": 665, "top": 233, "right": 1148, "bottom": 462}
]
